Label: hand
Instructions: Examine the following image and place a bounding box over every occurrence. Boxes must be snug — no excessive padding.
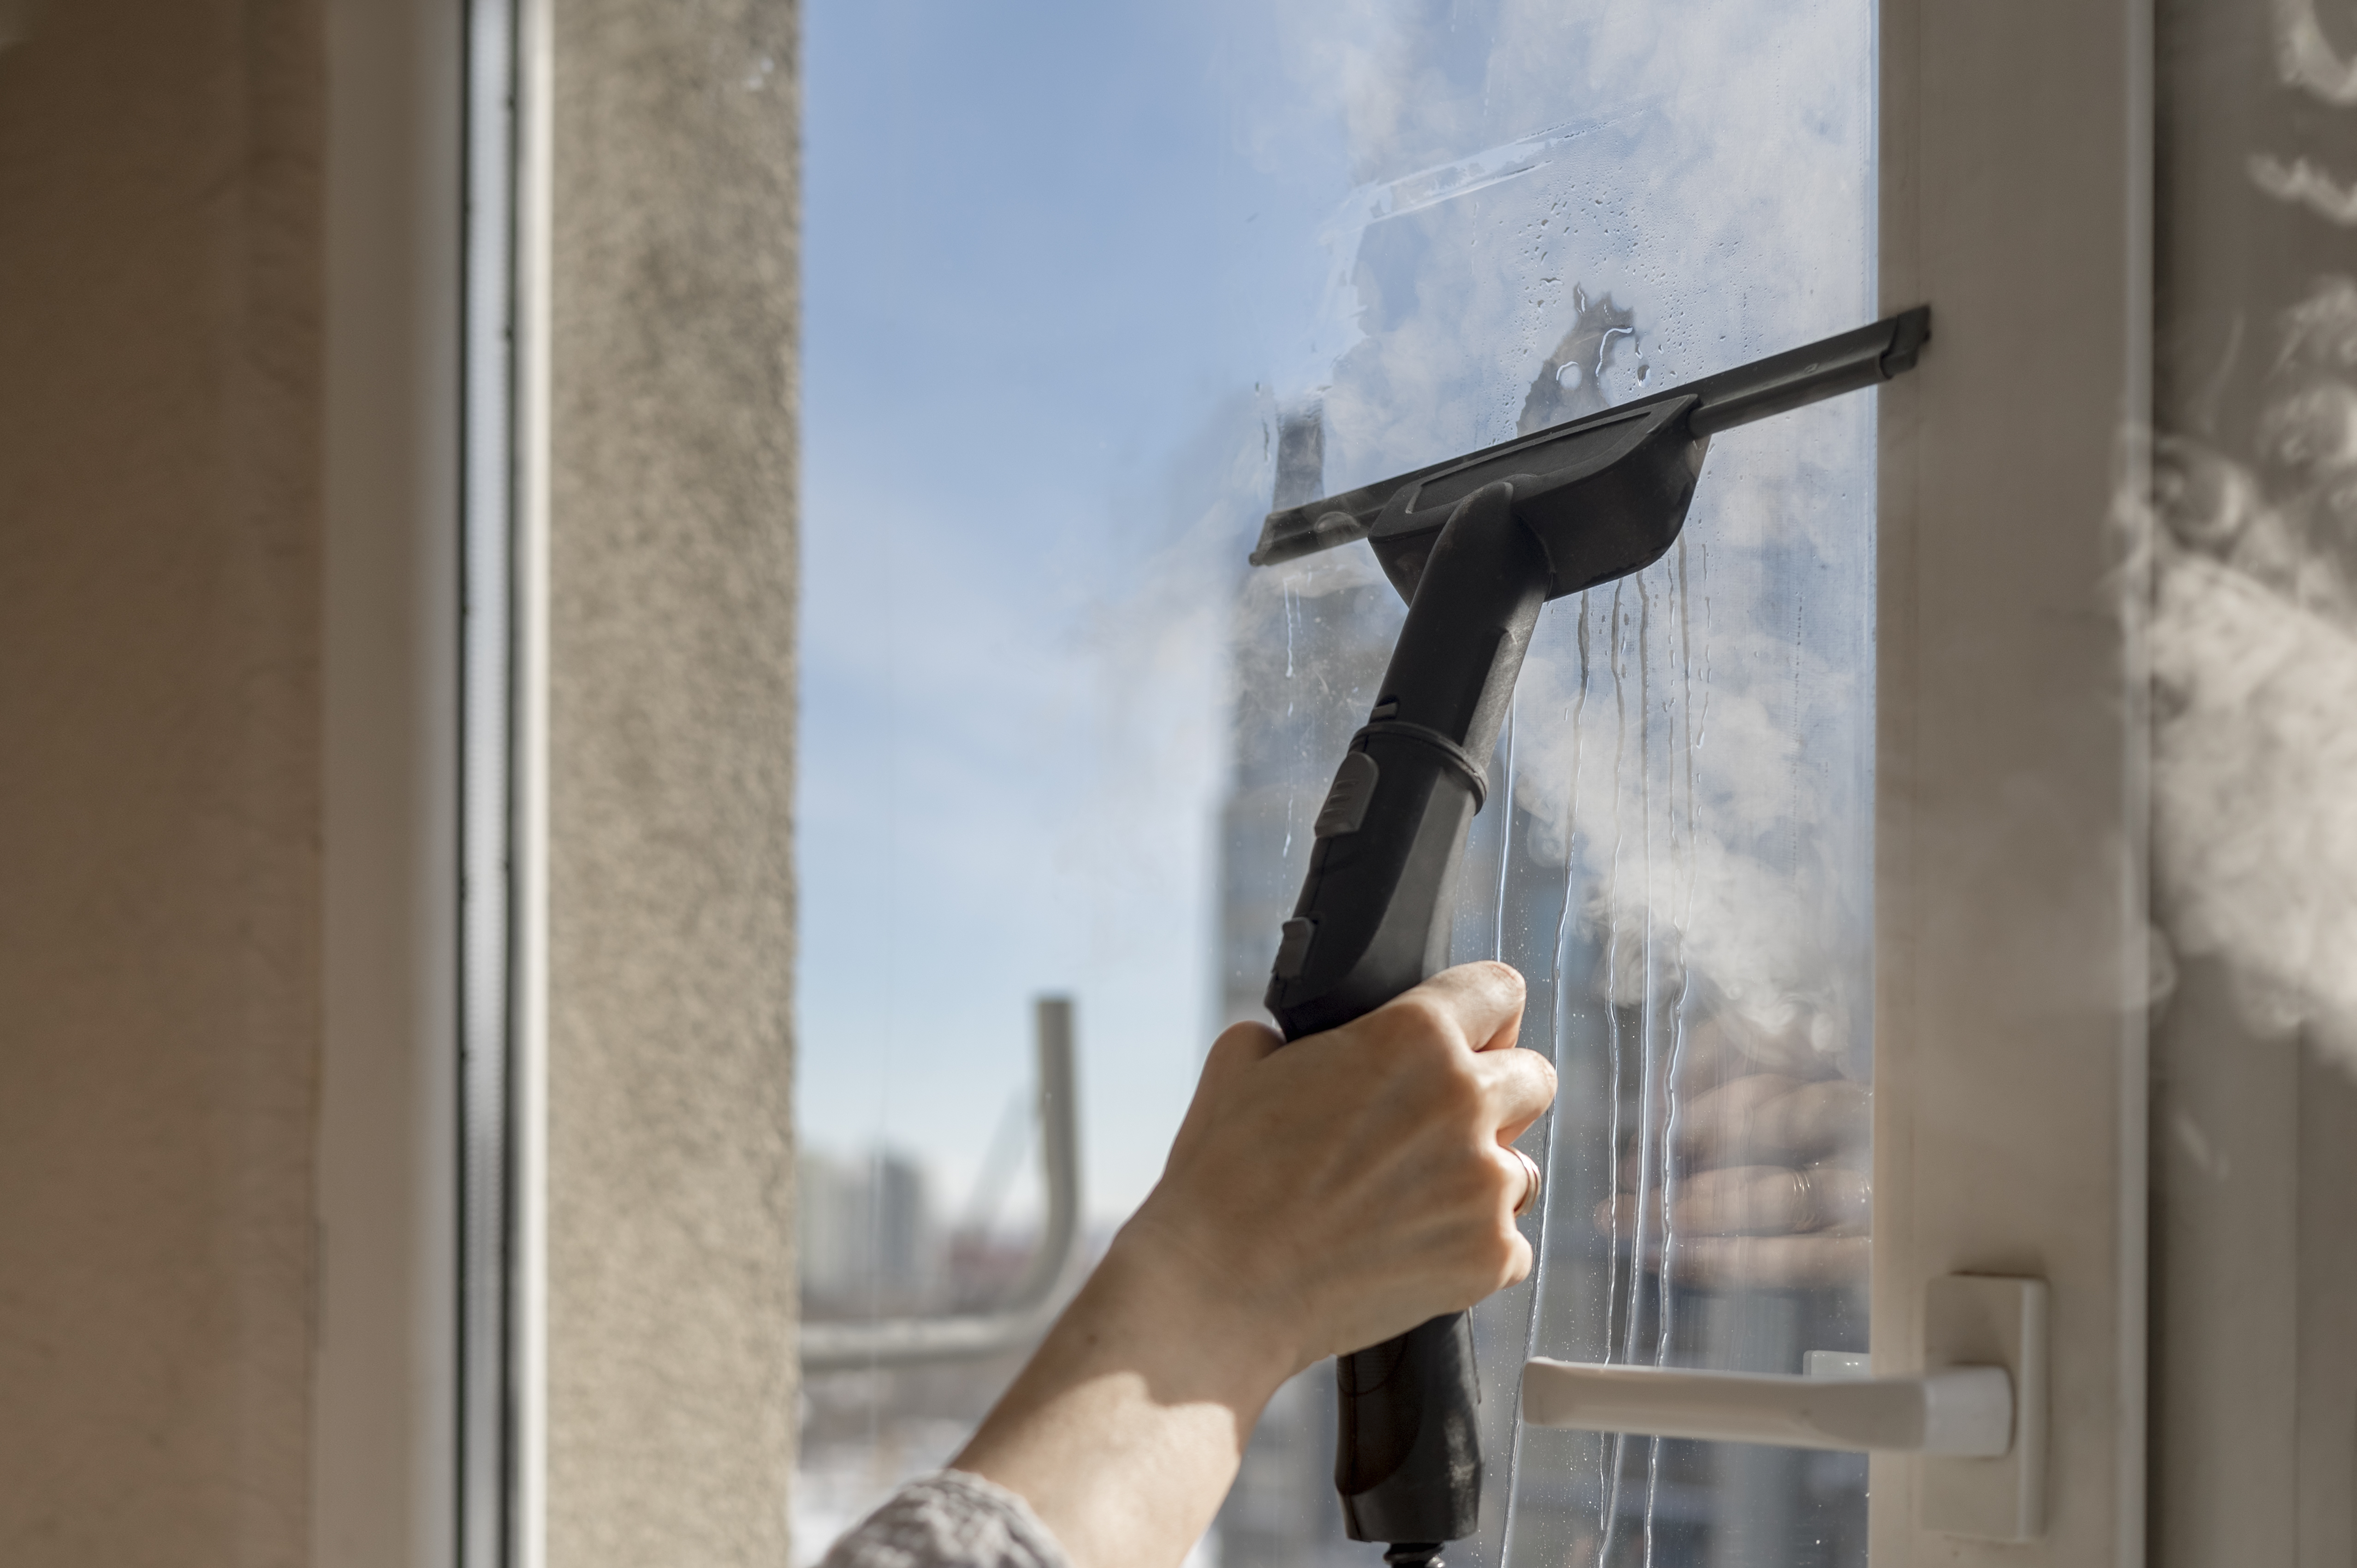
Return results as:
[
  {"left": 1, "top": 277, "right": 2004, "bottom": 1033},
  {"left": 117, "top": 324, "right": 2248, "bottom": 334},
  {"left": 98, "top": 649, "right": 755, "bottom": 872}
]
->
[
  {"left": 1595, "top": 1010, "right": 1871, "bottom": 1291},
  {"left": 954, "top": 963, "right": 1556, "bottom": 1568},
  {"left": 1123, "top": 959, "right": 1557, "bottom": 1369}
]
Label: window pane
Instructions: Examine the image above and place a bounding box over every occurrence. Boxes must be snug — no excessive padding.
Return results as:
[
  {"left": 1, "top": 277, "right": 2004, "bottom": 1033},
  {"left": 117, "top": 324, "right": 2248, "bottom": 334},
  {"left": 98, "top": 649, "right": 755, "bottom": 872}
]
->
[{"left": 796, "top": 4, "right": 1875, "bottom": 1565}]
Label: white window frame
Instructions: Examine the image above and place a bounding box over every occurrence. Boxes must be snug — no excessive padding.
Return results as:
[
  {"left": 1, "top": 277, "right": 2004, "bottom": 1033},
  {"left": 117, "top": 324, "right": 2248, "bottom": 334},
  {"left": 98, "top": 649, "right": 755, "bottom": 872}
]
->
[
  {"left": 1872, "top": 3, "right": 2150, "bottom": 1563},
  {"left": 315, "top": 0, "right": 550, "bottom": 1562},
  {"left": 316, "top": 1, "right": 465, "bottom": 1564},
  {"left": 315, "top": 5, "right": 2162, "bottom": 1563}
]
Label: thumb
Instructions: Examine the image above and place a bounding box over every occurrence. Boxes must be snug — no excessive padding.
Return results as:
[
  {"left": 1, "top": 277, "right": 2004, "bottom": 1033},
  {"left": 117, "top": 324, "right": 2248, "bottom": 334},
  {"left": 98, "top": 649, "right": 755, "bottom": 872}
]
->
[
  {"left": 1197, "top": 1020, "right": 1282, "bottom": 1098},
  {"left": 1164, "top": 1021, "right": 1281, "bottom": 1165}
]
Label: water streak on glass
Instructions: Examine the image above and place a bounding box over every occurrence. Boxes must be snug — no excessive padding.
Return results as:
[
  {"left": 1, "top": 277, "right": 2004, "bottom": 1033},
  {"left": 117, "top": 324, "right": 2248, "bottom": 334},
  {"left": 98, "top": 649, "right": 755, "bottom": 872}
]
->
[{"left": 796, "top": 2, "right": 1874, "bottom": 1562}]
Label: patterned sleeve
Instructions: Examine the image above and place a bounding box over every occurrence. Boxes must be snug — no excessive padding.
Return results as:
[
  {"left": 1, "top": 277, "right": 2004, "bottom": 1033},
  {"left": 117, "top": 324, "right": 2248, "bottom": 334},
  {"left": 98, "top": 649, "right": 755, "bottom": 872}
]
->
[{"left": 816, "top": 1471, "right": 1075, "bottom": 1568}]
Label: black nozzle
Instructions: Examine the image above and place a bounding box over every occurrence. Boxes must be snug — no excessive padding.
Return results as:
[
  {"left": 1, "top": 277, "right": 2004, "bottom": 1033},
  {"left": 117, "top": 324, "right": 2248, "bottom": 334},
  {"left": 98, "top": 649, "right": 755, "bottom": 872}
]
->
[{"left": 1248, "top": 305, "right": 1930, "bottom": 588}]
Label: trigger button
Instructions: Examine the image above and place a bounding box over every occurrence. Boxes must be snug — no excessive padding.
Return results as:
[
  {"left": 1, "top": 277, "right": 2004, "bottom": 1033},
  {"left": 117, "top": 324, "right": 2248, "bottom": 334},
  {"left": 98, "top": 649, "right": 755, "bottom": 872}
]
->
[
  {"left": 1312, "top": 750, "right": 1380, "bottom": 838},
  {"left": 1273, "top": 917, "right": 1316, "bottom": 980}
]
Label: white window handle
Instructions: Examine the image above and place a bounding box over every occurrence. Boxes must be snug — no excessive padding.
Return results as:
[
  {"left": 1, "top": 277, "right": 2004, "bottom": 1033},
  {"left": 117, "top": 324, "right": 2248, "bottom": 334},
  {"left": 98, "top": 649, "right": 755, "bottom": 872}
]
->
[
  {"left": 1520, "top": 1360, "right": 2013, "bottom": 1456},
  {"left": 1518, "top": 1275, "right": 2049, "bottom": 1543}
]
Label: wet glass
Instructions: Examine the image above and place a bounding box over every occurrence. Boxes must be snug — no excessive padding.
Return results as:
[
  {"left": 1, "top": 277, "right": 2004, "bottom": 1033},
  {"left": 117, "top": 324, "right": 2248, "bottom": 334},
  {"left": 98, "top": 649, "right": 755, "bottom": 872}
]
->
[{"left": 796, "top": 3, "right": 1875, "bottom": 1564}]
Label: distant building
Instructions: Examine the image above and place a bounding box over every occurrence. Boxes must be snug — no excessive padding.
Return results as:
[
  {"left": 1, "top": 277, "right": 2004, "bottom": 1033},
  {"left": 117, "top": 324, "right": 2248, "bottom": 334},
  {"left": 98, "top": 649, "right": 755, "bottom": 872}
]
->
[
  {"left": 1215, "top": 399, "right": 1401, "bottom": 1038},
  {"left": 1211, "top": 397, "right": 1392, "bottom": 1568},
  {"left": 799, "top": 1147, "right": 941, "bottom": 1317}
]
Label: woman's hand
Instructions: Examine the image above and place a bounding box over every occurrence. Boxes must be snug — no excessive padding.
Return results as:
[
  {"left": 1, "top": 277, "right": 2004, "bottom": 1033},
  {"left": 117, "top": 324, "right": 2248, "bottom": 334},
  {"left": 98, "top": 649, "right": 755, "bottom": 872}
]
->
[
  {"left": 954, "top": 962, "right": 1555, "bottom": 1568},
  {"left": 1592, "top": 1013, "right": 1871, "bottom": 1291},
  {"left": 1123, "top": 959, "right": 1556, "bottom": 1371}
]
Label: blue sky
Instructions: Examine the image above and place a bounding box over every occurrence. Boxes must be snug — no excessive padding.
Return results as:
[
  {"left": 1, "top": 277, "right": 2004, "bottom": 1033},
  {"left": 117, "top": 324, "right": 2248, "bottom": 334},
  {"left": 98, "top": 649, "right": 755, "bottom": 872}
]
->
[
  {"left": 796, "top": 0, "right": 1350, "bottom": 1223},
  {"left": 795, "top": 0, "right": 1875, "bottom": 1227}
]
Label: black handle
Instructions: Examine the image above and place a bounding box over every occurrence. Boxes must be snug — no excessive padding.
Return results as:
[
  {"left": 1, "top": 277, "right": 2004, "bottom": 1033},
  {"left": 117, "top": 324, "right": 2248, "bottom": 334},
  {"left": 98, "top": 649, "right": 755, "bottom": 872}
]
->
[
  {"left": 1263, "top": 481, "right": 1551, "bottom": 1550},
  {"left": 1335, "top": 1312, "right": 1484, "bottom": 1546}
]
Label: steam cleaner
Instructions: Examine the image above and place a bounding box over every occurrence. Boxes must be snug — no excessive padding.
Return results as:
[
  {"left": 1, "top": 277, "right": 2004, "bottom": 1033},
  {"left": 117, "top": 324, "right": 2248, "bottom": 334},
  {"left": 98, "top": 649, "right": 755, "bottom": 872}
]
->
[{"left": 1250, "top": 305, "right": 1931, "bottom": 1568}]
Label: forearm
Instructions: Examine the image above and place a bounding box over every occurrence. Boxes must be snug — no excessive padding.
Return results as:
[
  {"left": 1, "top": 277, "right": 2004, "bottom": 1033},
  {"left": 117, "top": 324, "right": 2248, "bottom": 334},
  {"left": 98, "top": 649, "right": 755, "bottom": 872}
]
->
[
  {"left": 948, "top": 970, "right": 1550, "bottom": 1568},
  {"left": 952, "top": 1232, "right": 1298, "bottom": 1568}
]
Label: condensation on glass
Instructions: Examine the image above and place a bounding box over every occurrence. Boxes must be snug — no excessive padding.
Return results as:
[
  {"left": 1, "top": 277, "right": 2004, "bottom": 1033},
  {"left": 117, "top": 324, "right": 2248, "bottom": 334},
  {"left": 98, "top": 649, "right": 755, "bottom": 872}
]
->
[
  {"left": 1221, "top": 8, "right": 1876, "bottom": 1568},
  {"left": 796, "top": 3, "right": 1875, "bottom": 1565}
]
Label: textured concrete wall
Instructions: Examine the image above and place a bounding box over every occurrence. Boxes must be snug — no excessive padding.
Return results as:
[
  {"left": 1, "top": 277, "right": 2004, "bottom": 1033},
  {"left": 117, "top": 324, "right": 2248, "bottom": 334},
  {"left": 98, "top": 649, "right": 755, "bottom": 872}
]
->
[
  {"left": 544, "top": 1, "right": 802, "bottom": 1563},
  {"left": 0, "top": 2, "right": 326, "bottom": 1565}
]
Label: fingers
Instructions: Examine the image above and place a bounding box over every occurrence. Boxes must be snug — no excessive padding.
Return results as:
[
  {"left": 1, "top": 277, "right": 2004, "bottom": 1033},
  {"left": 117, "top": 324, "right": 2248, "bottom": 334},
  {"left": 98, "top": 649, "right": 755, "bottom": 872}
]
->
[
  {"left": 1406, "top": 961, "right": 1527, "bottom": 1052},
  {"left": 1199, "top": 1020, "right": 1282, "bottom": 1094},
  {"left": 1498, "top": 1225, "right": 1536, "bottom": 1290},
  {"left": 1474, "top": 1047, "right": 1556, "bottom": 1144},
  {"left": 1587, "top": 1170, "right": 1871, "bottom": 1290},
  {"left": 1595, "top": 1053, "right": 1875, "bottom": 1290},
  {"left": 1671, "top": 1073, "right": 1799, "bottom": 1162},
  {"left": 1673, "top": 1235, "right": 1869, "bottom": 1292},
  {"left": 1374, "top": 964, "right": 1552, "bottom": 1137},
  {"left": 1496, "top": 1142, "right": 1544, "bottom": 1219},
  {"left": 1594, "top": 1163, "right": 1870, "bottom": 1238},
  {"left": 1165, "top": 1022, "right": 1281, "bottom": 1160},
  {"left": 1677, "top": 1074, "right": 1869, "bottom": 1168}
]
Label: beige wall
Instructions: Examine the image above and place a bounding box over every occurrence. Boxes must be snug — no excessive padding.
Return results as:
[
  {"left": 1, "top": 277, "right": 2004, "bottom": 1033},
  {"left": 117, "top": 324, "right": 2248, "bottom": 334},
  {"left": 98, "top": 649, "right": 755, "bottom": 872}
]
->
[
  {"left": 542, "top": 1, "right": 803, "bottom": 1563},
  {"left": 1, "top": 0, "right": 803, "bottom": 1561},
  {"left": 316, "top": 0, "right": 462, "bottom": 1562},
  {"left": 0, "top": 2, "right": 327, "bottom": 1564}
]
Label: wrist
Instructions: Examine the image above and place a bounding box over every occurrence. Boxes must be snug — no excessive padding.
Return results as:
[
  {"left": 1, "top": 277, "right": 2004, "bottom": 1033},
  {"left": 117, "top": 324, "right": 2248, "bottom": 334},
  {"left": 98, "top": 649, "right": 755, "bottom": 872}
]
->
[
  {"left": 950, "top": 1215, "right": 1305, "bottom": 1568},
  {"left": 1086, "top": 1218, "right": 1307, "bottom": 1415}
]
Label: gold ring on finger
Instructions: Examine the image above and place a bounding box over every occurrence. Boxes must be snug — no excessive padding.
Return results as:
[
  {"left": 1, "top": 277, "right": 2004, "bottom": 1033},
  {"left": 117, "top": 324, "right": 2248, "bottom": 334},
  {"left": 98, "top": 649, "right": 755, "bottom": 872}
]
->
[{"left": 1510, "top": 1147, "right": 1544, "bottom": 1218}]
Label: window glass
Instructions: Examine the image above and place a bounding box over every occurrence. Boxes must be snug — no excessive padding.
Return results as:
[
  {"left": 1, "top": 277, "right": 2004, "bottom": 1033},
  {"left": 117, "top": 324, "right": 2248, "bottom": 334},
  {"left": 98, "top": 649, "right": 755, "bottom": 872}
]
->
[{"left": 796, "top": 5, "right": 1875, "bottom": 1565}]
